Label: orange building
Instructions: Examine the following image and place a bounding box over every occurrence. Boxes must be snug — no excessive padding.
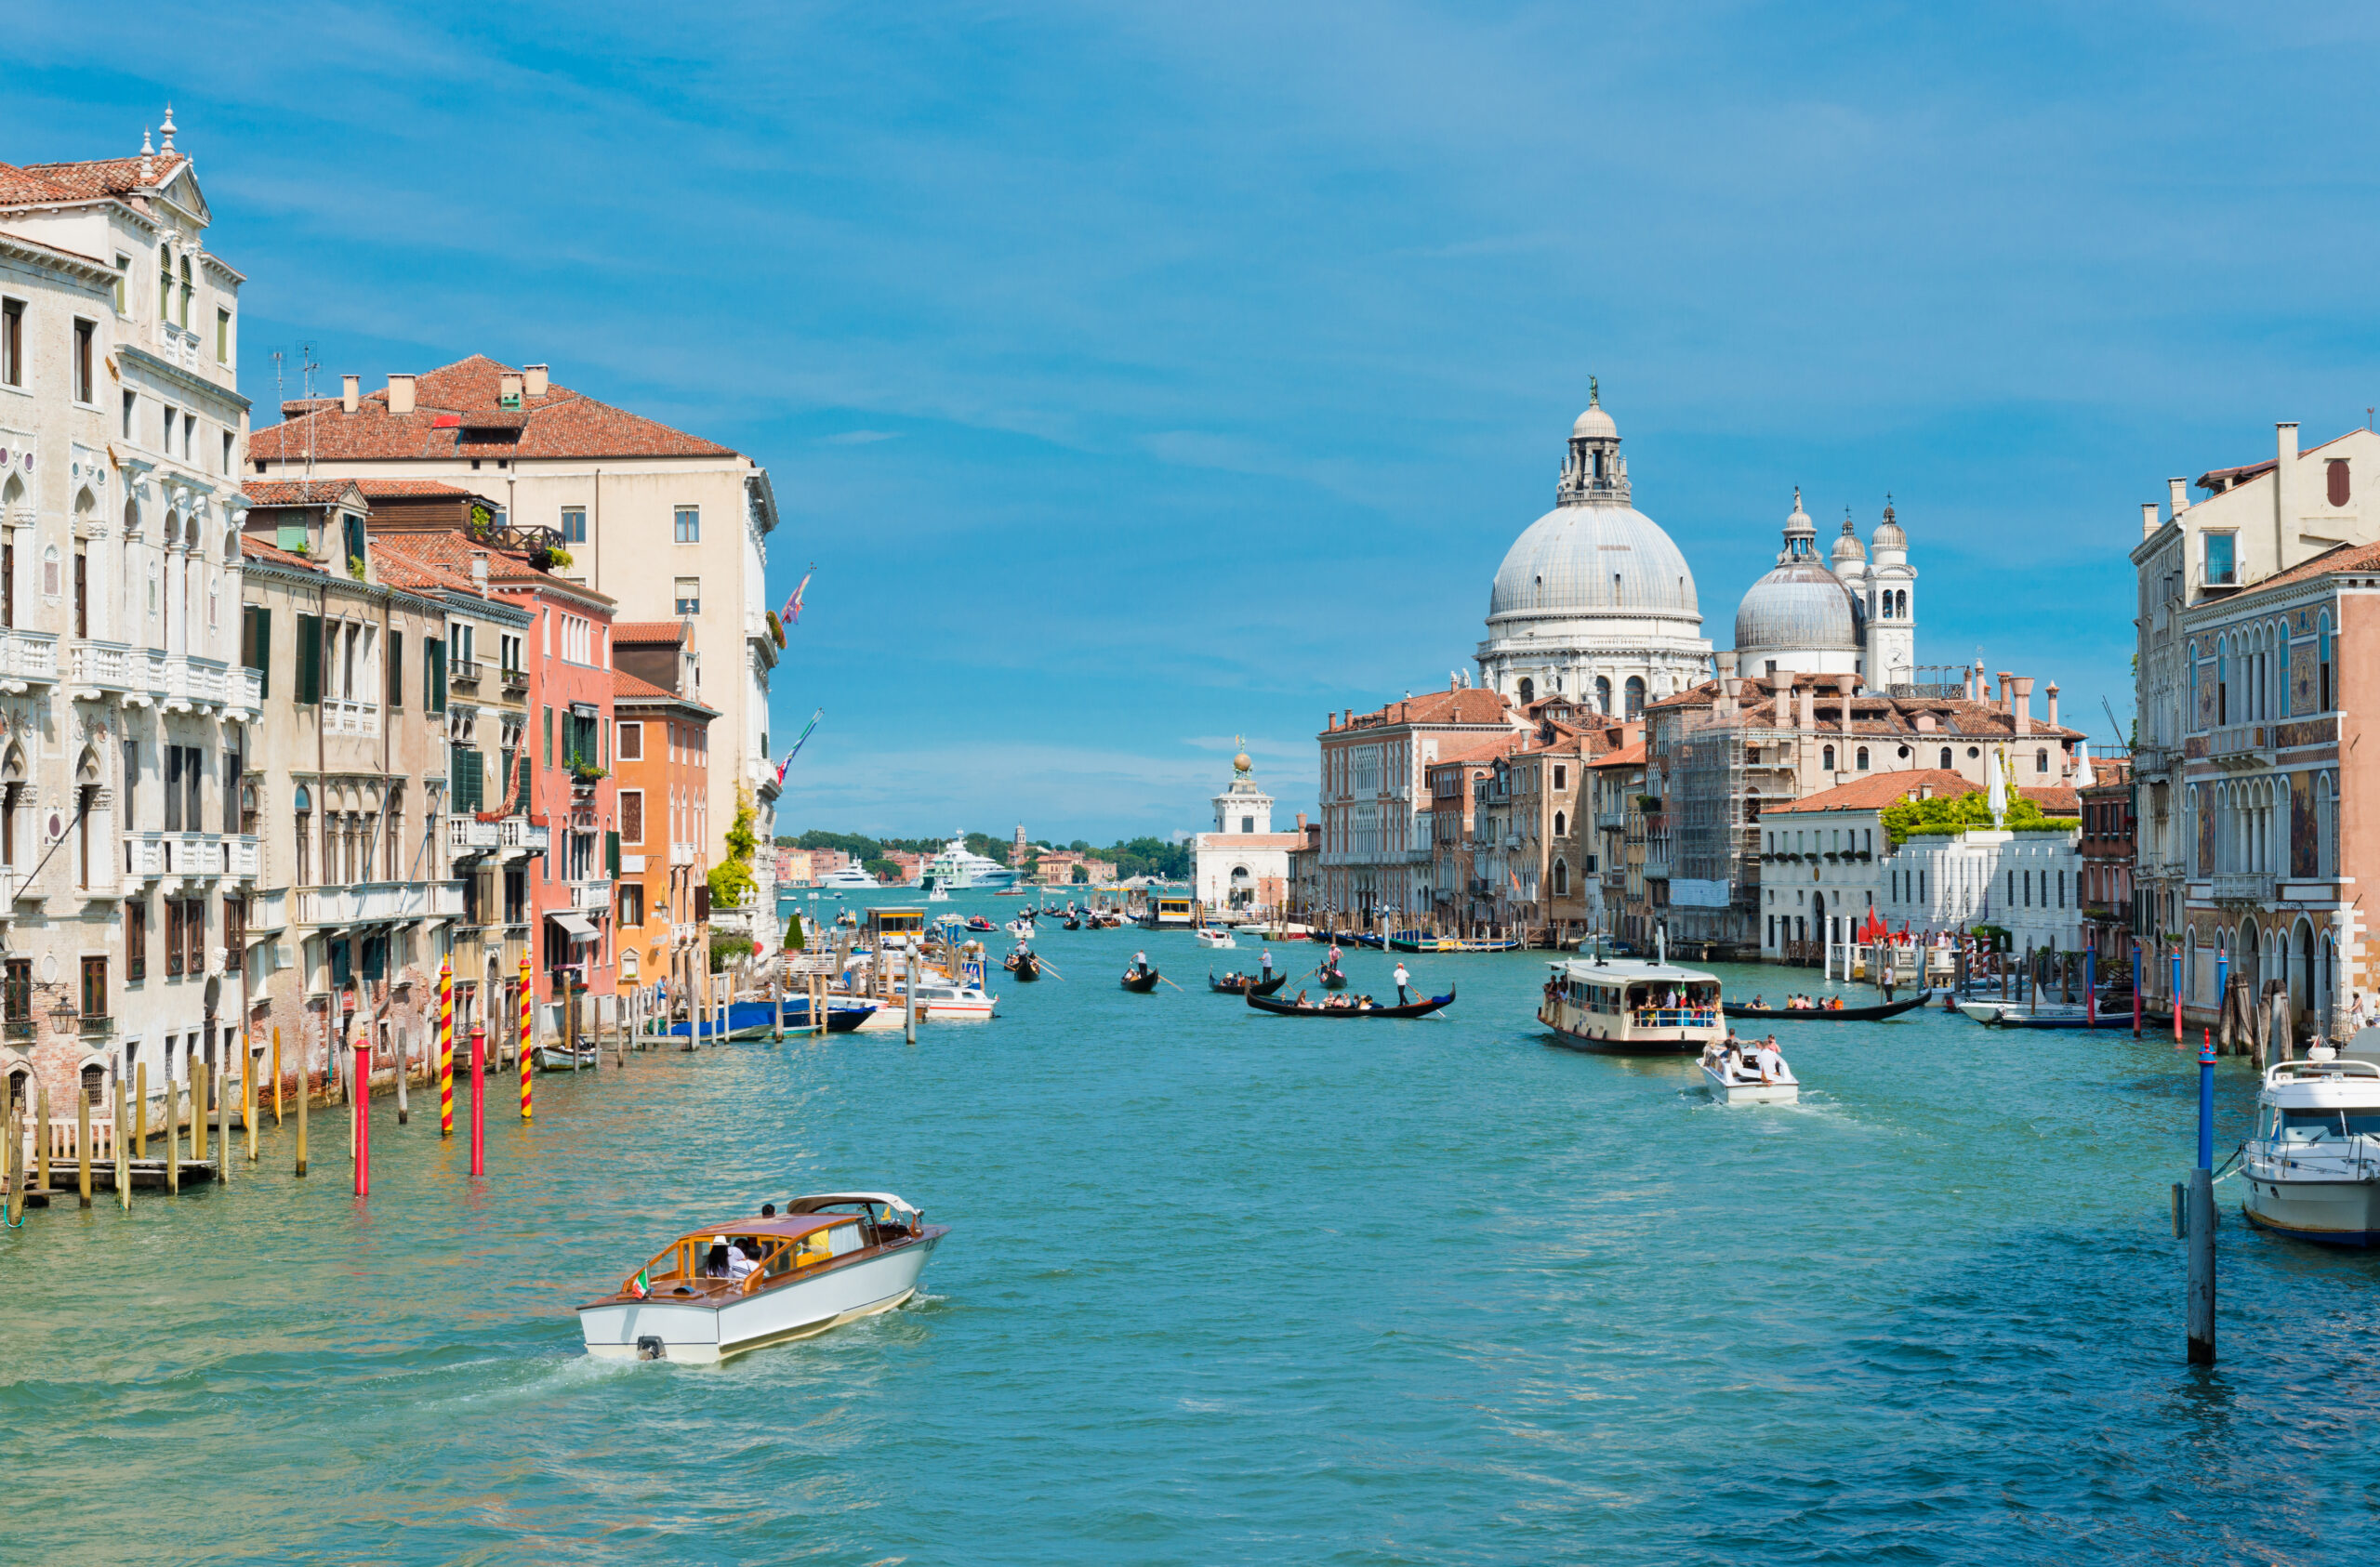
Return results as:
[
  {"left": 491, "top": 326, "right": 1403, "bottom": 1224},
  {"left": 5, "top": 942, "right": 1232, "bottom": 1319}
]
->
[{"left": 611, "top": 666, "right": 716, "bottom": 1005}]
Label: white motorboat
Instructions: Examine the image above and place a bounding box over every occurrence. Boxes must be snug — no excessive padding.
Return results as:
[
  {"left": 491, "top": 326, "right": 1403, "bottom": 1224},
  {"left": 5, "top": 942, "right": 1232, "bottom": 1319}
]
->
[
  {"left": 1195, "top": 927, "right": 1236, "bottom": 949},
  {"left": 1958, "top": 1000, "right": 2097, "bottom": 1028},
  {"left": 896, "top": 979, "right": 999, "bottom": 1021},
  {"left": 919, "top": 837, "right": 1021, "bottom": 890},
  {"left": 1005, "top": 917, "right": 1036, "bottom": 940},
  {"left": 534, "top": 1043, "right": 600, "bottom": 1072},
  {"left": 579, "top": 1193, "right": 946, "bottom": 1363},
  {"left": 1698, "top": 1040, "right": 1800, "bottom": 1105},
  {"left": 815, "top": 867, "right": 879, "bottom": 890},
  {"left": 2241, "top": 1057, "right": 2380, "bottom": 1245}
]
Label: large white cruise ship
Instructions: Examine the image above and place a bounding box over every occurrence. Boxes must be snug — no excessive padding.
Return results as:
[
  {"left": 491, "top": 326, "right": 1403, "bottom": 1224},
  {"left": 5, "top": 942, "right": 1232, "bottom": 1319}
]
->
[{"left": 921, "top": 837, "right": 1020, "bottom": 890}]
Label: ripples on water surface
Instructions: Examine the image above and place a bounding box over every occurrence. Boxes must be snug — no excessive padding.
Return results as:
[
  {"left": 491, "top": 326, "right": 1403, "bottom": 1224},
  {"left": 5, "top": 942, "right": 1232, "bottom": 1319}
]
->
[{"left": 6, "top": 907, "right": 2377, "bottom": 1563}]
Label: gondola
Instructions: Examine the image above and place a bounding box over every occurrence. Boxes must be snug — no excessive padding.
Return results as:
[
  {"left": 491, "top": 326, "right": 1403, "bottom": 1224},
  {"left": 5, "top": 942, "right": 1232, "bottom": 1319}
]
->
[
  {"left": 1208, "top": 968, "right": 1287, "bottom": 996},
  {"left": 1317, "top": 966, "right": 1349, "bottom": 991},
  {"left": 1004, "top": 951, "right": 1040, "bottom": 981},
  {"left": 1722, "top": 991, "right": 1932, "bottom": 1023},
  {"left": 1064, "top": 917, "right": 1082, "bottom": 930},
  {"left": 1120, "top": 968, "right": 1161, "bottom": 993},
  {"left": 1245, "top": 984, "right": 1453, "bottom": 1020}
]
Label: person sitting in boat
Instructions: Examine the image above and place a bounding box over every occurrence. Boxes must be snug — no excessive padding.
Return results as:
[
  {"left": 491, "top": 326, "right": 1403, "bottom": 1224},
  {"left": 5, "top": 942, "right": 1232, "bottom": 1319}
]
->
[
  {"left": 703, "top": 1237, "right": 737, "bottom": 1279},
  {"left": 1753, "top": 1037, "right": 1788, "bottom": 1084}
]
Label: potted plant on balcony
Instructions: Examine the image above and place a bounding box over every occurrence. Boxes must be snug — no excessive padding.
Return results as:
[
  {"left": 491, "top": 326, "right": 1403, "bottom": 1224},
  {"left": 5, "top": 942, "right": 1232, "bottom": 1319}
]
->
[{"left": 569, "top": 758, "right": 608, "bottom": 785}]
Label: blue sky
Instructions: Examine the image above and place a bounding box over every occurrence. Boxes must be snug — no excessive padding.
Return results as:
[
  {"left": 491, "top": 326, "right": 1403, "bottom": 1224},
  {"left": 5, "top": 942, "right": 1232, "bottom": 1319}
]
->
[{"left": 10, "top": 3, "right": 2377, "bottom": 840}]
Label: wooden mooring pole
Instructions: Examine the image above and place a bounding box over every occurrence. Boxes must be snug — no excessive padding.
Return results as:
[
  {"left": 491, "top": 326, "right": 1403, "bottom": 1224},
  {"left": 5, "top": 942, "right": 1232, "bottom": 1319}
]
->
[
  {"left": 75, "top": 1087, "right": 91, "bottom": 1208},
  {"left": 294, "top": 1042, "right": 309, "bottom": 1179}
]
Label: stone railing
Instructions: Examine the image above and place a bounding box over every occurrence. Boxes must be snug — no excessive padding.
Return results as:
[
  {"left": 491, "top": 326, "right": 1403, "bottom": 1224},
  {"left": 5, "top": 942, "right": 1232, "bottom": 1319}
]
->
[{"left": 0, "top": 626, "right": 59, "bottom": 688}]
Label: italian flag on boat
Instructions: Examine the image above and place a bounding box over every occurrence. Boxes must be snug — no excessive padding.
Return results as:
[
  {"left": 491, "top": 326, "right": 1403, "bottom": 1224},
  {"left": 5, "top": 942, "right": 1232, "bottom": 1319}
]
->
[{"left": 629, "top": 1269, "right": 651, "bottom": 1299}]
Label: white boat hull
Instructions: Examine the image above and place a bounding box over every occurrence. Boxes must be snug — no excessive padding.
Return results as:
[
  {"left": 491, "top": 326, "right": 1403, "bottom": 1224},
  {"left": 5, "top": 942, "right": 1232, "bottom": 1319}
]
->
[
  {"left": 1196, "top": 930, "right": 1236, "bottom": 949},
  {"left": 580, "top": 1234, "right": 942, "bottom": 1363},
  {"left": 2242, "top": 1175, "right": 2380, "bottom": 1245},
  {"left": 1699, "top": 1060, "right": 1800, "bottom": 1105}
]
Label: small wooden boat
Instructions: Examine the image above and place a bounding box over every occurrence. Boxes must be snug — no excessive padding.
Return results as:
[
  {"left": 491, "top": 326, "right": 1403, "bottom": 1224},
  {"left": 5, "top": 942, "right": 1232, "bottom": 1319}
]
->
[
  {"left": 1317, "top": 966, "right": 1349, "bottom": 991},
  {"left": 535, "top": 1043, "right": 601, "bottom": 1072},
  {"left": 1005, "top": 950, "right": 1041, "bottom": 981},
  {"left": 578, "top": 1193, "right": 946, "bottom": 1363},
  {"left": 1245, "top": 985, "right": 1453, "bottom": 1020},
  {"left": 1722, "top": 992, "right": 1932, "bottom": 1023},
  {"left": 654, "top": 1001, "right": 873, "bottom": 1039},
  {"left": 1064, "top": 917, "right": 1082, "bottom": 930},
  {"left": 1120, "top": 968, "right": 1161, "bottom": 993},
  {"left": 1208, "top": 968, "right": 1287, "bottom": 995}
]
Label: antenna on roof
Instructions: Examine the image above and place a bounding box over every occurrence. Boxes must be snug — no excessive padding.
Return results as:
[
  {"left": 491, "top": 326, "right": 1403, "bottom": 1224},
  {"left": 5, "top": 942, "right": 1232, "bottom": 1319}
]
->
[{"left": 300, "top": 341, "right": 318, "bottom": 483}]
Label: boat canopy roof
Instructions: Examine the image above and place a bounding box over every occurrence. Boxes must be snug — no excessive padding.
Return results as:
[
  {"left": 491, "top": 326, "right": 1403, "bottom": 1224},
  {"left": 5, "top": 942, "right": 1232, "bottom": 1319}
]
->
[
  {"left": 787, "top": 1191, "right": 919, "bottom": 1217},
  {"left": 677, "top": 1214, "right": 849, "bottom": 1244},
  {"left": 2262, "top": 1059, "right": 2380, "bottom": 1106},
  {"left": 1550, "top": 957, "right": 1719, "bottom": 985}
]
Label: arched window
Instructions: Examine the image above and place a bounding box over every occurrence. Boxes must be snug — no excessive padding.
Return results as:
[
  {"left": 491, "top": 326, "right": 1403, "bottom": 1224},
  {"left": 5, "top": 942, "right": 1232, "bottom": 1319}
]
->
[
  {"left": 41, "top": 545, "right": 57, "bottom": 599},
  {"left": 1518, "top": 677, "right": 1535, "bottom": 704},
  {"left": 178, "top": 254, "right": 194, "bottom": 329},
  {"left": 1878, "top": 595, "right": 1891, "bottom": 620},
  {"left": 2215, "top": 637, "right": 2228, "bottom": 724},
  {"left": 1856, "top": 747, "right": 1870, "bottom": 770},
  {"left": 1552, "top": 810, "right": 1567, "bottom": 837},
  {"left": 2036, "top": 748, "right": 2049, "bottom": 774},
  {"left": 1552, "top": 861, "right": 1568, "bottom": 896},
  {"left": 1823, "top": 744, "right": 1836, "bottom": 770},
  {"left": 1624, "top": 676, "right": 1646, "bottom": 717},
  {"left": 2188, "top": 640, "right": 2199, "bottom": 724},
  {"left": 1897, "top": 590, "right": 1908, "bottom": 617},
  {"left": 2320, "top": 612, "right": 2334, "bottom": 712},
  {"left": 1594, "top": 676, "right": 1612, "bottom": 713},
  {"left": 1938, "top": 747, "right": 1952, "bottom": 770}
]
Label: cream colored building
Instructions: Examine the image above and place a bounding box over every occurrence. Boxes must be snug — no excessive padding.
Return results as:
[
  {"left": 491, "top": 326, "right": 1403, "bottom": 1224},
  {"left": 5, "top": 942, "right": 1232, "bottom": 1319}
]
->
[
  {"left": 245, "top": 355, "right": 785, "bottom": 935},
  {"left": 0, "top": 112, "right": 263, "bottom": 1122}
]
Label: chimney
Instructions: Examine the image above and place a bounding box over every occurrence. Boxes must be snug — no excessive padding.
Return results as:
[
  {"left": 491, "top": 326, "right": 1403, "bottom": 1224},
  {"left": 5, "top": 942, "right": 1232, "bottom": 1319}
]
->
[
  {"left": 388, "top": 374, "right": 416, "bottom": 415},
  {"left": 2011, "top": 676, "right": 2035, "bottom": 736},
  {"left": 2169, "top": 477, "right": 2188, "bottom": 519},
  {"left": 2044, "top": 681, "right": 2060, "bottom": 732},
  {"left": 1797, "top": 682, "right": 1816, "bottom": 732},
  {"left": 1295, "top": 812, "right": 1307, "bottom": 831},
  {"left": 1996, "top": 671, "right": 2015, "bottom": 715},
  {"left": 499, "top": 370, "right": 523, "bottom": 405},
  {"left": 470, "top": 552, "right": 490, "bottom": 594},
  {"left": 1835, "top": 672, "right": 1857, "bottom": 737},
  {"left": 341, "top": 374, "right": 360, "bottom": 415},
  {"left": 2276, "top": 421, "right": 2299, "bottom": 569},
  {"left": 2139, "top": 501, "right": 2159, "bottom": 539},
  {"left": 523, "top": 363, "right": 549, "bottom": 398}
]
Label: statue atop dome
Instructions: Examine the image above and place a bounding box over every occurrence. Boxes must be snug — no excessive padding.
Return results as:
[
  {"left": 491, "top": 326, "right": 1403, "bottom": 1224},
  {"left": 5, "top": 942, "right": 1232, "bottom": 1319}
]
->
[{"left": 1557, "top": 376, "right": 1628, "bottom": 505}]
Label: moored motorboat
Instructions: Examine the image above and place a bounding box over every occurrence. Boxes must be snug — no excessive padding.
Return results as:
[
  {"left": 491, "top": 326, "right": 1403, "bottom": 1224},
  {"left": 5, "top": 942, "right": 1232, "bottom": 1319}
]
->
[
  {"left": 535, "top": 1043, "right": 601, "bottom": 1071},
  {"left": 1541, "top": 955, "right": 1724, "bottom": 1055},
  {"left": 1386, "top": 929, "right": 1521, "bottom": 954},
  {"left": 578, "top": 1193, "right": 946, "bottom": 1363},
  {"left": 896, "top": 979, "right": 999, "bottom": 1020},
  {"left": 2241, "top": 1058, "right": 2380, "bottom": 1245},
  {"left": 1698, "top": 1039, "right": 1800, "bottom": 1105}
]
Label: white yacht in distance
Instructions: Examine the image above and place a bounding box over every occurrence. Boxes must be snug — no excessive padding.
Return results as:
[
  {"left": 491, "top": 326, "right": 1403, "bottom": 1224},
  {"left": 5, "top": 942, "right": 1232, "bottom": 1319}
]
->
[
  {"left": 815, "top": 866, "right": 880, "bottom": 890},
  {"left": 920, "top": 837, "right": 1021, "bottom": 890}
]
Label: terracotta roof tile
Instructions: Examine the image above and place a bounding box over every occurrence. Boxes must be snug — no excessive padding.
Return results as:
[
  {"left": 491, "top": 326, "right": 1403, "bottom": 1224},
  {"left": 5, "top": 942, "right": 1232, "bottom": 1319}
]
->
[
  {"left": 1590, "top": 740, "right": 1647, "bottom": 768},
  {"left": 238, "top": 538, "right": 325, "bottom": 574},
  {"left": 248, "top": 353, "right": 743, "bottom": 464},
  {"left": 0, "top": 152, "right": 188, "bottom": 205},
  {"left": 1761, "top": 770, "right": 1974, "bottom": 814},
  {"left": 242, "top": 479, "right": 360, "bottom": 507},
  {"left": 353, "top": 479, "right": 483, "bottom": 499},
  {"left": 612, "top": 669, "right": 718, "bottom": 717},
  {"left": 365, "top": 531, "right": 613, "bottom": 605},
  {"left": 1333, "top": 687, "right": 1515, "bottom": 734},
  {"left": 2221, "top": 536, "right": 2380, "bottom": 600},
  {"left": 613, "top": 620, "right": 689, "bottom": 644}
]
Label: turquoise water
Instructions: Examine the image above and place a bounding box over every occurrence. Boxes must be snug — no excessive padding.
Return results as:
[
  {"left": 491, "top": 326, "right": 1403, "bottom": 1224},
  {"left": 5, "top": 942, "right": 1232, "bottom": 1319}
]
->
[{"left": 6, "top": 891, "right": 2374, "bottom": 1564}]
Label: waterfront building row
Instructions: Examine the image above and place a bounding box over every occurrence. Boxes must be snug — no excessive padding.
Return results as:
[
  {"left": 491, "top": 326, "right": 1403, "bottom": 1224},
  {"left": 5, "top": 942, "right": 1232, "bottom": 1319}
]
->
[{"left": 0, "top": 117, "right": 729, "bottom": 1117}]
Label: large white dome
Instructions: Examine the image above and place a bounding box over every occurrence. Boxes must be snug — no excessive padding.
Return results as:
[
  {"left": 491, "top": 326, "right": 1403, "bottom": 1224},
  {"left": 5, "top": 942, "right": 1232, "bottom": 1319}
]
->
[
  {"left": 1488, "top": 504, "right": 1699, "bottom": 621},
  {"left": 1735, "top": 562, "right": 1860, "bottom": 652}
]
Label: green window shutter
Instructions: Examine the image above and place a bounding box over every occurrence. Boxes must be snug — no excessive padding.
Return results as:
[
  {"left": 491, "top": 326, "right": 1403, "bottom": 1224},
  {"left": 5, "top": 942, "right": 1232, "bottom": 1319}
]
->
[
  {"left": 294, "top": 612, "right": 320, "bottom": 705},
  {"left": 518, "top": 747, "right": 533, "bottom": 810},
  {"left": 388, "top": 630, "right": 403, "bottom": 709},
  {"left": 543, "top": 706, "right": 553, "bottom": 768},
  {"left": 605, "top": 831, "right": 620, "bottom": 876},
  {"left": 244, "top": 605, "right": 271, "bottom": 699},
  {"left": 427, "top": 638, "right": 445, "bottom": 714}
]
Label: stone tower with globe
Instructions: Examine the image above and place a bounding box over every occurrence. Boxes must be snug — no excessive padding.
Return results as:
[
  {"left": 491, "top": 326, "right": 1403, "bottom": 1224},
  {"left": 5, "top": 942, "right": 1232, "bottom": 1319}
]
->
[{"left": 1475, "top": 385, "right": 1712, "bottom": 716}]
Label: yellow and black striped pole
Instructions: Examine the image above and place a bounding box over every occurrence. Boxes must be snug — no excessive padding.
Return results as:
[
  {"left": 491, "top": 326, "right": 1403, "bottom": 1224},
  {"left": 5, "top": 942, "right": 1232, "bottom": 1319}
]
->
[
  {"left": 518, "top": 955, "right": 534, "bottom": 1122},
  {"left": 438, "top": 956, "right": 455, "bottom": 1138}
]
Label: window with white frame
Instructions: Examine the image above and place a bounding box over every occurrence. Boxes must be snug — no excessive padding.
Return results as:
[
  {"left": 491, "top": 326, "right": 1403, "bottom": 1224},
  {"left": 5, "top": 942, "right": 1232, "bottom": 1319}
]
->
[
  {"left": 561, "top": 506, "right": 586, "bottom": 544},
  {"left": 674, "top": 577, "right": 700, "bottom": 615},
  {"left": 673, "top": 506, "right": 699, "bottom": 544},
  {"left": 560, "top": 614, "right": 591, "bottom": 665}
]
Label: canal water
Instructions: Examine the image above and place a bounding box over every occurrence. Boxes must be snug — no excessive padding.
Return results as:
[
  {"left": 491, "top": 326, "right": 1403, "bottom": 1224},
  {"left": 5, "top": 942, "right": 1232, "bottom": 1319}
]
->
[{"left": 4, "top": 895, "right": 2374, "bottom": 1564}]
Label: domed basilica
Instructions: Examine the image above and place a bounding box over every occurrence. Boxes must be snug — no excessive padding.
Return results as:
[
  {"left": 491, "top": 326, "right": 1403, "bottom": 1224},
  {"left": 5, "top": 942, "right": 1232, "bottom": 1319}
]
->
[
  {"left": 1476, "top": 390, "right": 1919, "bottom": 705},
  {"left": 1475, "top": 385, "right": 1712, "bottom": 716}
]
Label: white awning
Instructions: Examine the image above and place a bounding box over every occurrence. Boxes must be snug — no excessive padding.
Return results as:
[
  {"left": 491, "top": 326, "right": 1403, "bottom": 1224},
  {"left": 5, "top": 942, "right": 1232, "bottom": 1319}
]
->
[{"left": 550, "top": 912, "right": 597, "bottom": 942}]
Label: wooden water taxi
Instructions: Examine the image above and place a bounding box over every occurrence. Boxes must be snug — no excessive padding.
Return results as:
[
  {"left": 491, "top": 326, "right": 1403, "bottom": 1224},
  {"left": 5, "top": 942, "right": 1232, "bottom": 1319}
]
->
[
  {"left": 1386, "top": 929, "right": 1521, "bottom": 954},
  {"left": 578, "top": 1193, "right": 946, "bottom": 1363},
  {"left": 1540, "top": 956, "right": 1724, "bottom": 1055}
]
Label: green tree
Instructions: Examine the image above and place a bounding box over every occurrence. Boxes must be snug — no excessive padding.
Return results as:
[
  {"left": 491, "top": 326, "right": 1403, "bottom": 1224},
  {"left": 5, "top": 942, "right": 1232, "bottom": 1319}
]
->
[
  {"left": 707, "top": 784, "right": 760, "bottom": 908},
  {"left": 1879, "top": 789, "right": 2072, "bottom": 845},
  {"left": 863, "top": 856, "right": 902, "bottom": 882}
]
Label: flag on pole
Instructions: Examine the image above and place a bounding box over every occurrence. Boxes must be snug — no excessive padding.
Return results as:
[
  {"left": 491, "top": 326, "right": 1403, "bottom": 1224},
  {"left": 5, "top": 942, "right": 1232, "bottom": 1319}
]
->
[
  {"left": 629, "top": 1268, "right": 651, "bottom": 1299},
  {"left": 782, "top": 568, "right": 813, "bottom": 626},
  {"left": 777, "top": 708, "right": 823, "bottom": 784}
]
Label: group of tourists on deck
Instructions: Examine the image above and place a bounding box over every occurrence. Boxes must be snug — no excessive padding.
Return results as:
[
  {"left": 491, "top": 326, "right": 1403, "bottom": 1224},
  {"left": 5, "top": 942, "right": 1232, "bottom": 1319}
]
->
[
  {"left": 1291, "top": 991, "right": 1384, "bottom": 1012},
  {"left": 1748, "top": 993, "right": 1846, "bottom": 1011}
]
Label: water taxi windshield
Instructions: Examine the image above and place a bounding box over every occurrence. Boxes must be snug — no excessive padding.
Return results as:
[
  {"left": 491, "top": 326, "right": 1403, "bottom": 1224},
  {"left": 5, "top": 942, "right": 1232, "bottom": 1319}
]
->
[{"left": 2270, "top": 1106, "right": 2380, "bottom": 1141}]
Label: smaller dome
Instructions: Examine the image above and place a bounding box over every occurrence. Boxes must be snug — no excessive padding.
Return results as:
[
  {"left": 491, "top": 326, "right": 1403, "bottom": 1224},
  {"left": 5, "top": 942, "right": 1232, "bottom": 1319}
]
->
[
  {"left": 1873, "top": 497, "right": 1906, "bottom": 551},
  {"left": 1831, "top": 518, "right": 1867, "bottom": 564},
  {"left": 1736, "top": 564, "right": 1860, "bottom": 653},
  {"left": 1572, "top": 403, "right": 1617, "bottom": 441}
]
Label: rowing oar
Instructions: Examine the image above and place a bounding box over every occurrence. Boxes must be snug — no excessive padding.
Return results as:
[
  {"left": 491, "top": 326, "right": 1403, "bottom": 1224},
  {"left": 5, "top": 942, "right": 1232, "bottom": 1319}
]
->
[
  {"left": 1037, "top": 959, "right": 1067, "bottom": 981},
  {"left": 1158, "top": 974, "right": 1187, "bottom": 994}
]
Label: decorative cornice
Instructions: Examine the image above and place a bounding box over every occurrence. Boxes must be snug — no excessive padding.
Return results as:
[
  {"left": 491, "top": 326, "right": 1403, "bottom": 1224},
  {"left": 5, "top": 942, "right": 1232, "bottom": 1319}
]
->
[{"left": 116, "top": 344, "right": 251, "bottom": 415}]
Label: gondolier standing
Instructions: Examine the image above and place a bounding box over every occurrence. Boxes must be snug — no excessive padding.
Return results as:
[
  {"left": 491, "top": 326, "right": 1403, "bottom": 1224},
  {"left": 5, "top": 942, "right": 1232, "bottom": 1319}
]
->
[
  {"left": 1393, "top": 962, "right": 1411, "bottom": 1004},
  {"left": 1133, "top": 949, "right": 1149, "bottom": 977},
  {"left": 1261, "top": 947, "right": 1274, "bottom": 981}
]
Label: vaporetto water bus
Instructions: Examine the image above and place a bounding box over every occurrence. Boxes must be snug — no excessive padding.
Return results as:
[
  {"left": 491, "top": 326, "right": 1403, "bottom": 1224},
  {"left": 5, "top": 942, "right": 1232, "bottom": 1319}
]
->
[{"left": 1539, "top": 954, "right": 1726, "bottom": 1055}]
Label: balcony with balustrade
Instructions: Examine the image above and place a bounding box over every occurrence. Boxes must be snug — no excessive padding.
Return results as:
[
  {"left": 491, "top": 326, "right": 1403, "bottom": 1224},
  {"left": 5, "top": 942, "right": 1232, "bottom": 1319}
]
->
[
  {"left": 122, "top": 829, "right": 260, "bottom": 890},
  {"left": 572, "top": 878, "right": 614, "bottom": 913},
  {"left": 2209, "top": 872, "right": 2276, "bottom": 904},
  {"left": 0, "top": 626, "right": 59, "bottom": 692},
  {"left": 295, "top": 879, "right": 468, "bottom": 928},
  {"left": 324, "top": 698, "right": 382, "bottom": 738},
  {"left": 446, "top": 816, "right": 500, "bottom": 858},
  {"left": 67, "top": 642, "right": 264, "bottom": 717},
  {"left": 671, "top": 840, "right": 699, "bottom": 866}
]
